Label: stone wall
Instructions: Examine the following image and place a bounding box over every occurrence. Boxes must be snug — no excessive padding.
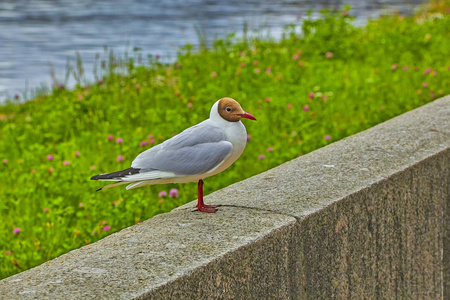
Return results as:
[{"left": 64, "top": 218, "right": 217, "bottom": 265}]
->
[{"left": 0, "top": 96, "right": 448, "bottom": 299}]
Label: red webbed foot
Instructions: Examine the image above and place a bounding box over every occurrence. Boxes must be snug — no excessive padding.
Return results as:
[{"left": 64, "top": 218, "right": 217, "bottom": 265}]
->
[
  {"left": 195, "top": 205, "right": 218, "bottom": 213},
  {"left": 195, "top": 179, "right": 221, "bottom": 213}
]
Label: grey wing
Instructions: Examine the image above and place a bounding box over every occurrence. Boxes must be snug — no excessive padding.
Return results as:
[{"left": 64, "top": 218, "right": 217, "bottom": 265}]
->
[{"left": 131, "top": 121, "right": 233, "bottom": 175}]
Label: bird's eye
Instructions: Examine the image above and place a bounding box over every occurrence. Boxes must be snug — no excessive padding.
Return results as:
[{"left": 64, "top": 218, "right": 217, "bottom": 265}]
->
[{"left": 225, "top": 107, "right": 232, "bottom": 112}]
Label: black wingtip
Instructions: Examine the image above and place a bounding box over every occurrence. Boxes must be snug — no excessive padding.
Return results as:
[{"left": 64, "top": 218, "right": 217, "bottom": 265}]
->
[
  {"left": 90, "top": 168, "right": 141, "bottom": 181},
  {"left": 96, "top": 187, "right": 103, "bottom": 192}
]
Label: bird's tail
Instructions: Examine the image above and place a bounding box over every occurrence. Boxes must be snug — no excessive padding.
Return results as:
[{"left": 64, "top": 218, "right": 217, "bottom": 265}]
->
[
  {"left": 96, "top": 181, "right": 130, "bottom": 191},
  {"left": 91, "top": 167, "right": 141, "bottom": 192},
  {"left": 90, "top": 167, "right": 141, "bottom": 181},
  {"left": 126, "top": 180, "right": 152, "bottom": 190}
]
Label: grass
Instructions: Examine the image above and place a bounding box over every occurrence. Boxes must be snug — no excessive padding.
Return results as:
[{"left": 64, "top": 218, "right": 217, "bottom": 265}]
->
[{"left": 1, "top": 2, "right": 449, "bottom": 280}]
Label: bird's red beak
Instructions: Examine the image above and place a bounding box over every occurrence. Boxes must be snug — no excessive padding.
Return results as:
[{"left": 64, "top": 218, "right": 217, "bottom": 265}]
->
[{"left": 239, "top": 112, "right": 257, "bottom": 121}]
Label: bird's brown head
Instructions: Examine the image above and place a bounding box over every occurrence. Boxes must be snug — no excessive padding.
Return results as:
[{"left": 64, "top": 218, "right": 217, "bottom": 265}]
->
[{"left": 217, "top": 97, "right": 256, "bottom": 122}]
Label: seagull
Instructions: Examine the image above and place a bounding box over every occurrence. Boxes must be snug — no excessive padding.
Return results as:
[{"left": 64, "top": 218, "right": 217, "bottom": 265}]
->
[{"left": 91, "top": 97, "right": 256, "bottom": 213}]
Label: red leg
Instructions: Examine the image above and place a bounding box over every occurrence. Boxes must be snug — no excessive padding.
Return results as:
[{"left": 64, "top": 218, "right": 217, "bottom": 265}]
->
[{"left": 195, "top": 179, "right": 221, "bottom": 213}]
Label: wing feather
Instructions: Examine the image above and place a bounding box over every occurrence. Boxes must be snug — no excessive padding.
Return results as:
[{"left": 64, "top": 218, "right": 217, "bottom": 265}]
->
[
  {"left": 131, "top": 120, "right": 233, "bottom": 176},
  {"left": 119, "top": 170, "right": 175, "bottom": 181}
]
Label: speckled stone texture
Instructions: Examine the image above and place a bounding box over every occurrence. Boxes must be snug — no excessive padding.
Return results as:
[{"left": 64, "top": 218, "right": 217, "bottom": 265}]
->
[{"left": 0, "top": 96, "right": 449, "bottom": 299}]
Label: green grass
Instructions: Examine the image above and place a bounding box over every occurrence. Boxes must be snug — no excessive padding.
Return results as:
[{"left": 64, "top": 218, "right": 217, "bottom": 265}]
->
[{"left": 1, "top": 2, "right": 449, "bottom": 279}]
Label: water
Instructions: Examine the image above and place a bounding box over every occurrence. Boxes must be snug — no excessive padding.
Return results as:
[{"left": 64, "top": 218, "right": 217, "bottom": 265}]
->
[{"left": 0, "top": 0, "right": 424, "bottom": 102}]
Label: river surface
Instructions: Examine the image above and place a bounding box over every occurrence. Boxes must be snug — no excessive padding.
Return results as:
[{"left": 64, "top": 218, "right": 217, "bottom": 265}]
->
[{"left": 0, "top": 0, "right": 424, "bottom": 101}]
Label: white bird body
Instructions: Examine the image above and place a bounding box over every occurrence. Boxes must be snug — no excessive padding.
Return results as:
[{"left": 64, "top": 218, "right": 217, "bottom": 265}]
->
[
  {"left": 91, "top": 97, "right": 256, "bottom": 212},
  {"left": 127, "top": 116, "right": 247, "bottom": 187}
]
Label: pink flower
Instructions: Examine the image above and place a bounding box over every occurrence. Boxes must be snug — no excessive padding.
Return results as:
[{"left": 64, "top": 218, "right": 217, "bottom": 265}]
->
[
  {"left": 303, "top": 105, "right": 310, "bottom": 111},
  {"left": 266, "top": 67, "right": 272, "bottom": 74},
  {"left": 240, "top": 62, "right": 246, "bottom": 67},
  {"left": 287, "top": 104, "right": 292, "bottom": 109},
  {"left": 293, "top": 54, "right": 299, "bottom": 60},
  {"left": 422, "top": 82, "right": 428, "bottom": 87},
  {"left": 92, "top": 231, "right": 97, "bottom": 235},
  {"left": 324, "top": 135, "right": 331, "bottom": 140},
  {"left": 31, "top": 169, "right": 36, "bottom": 174},
  {"left": 48, "top": 167, "right": 54, "bottom": 174},
  {"left": 247, "top": 134, "right": 251, "bottom": 142},
  {"left": 63, "top": 160, "right": 70, "bottom": 165},
  {"left": 265, "top": 97, "right": 271, "bottom": 103},
  {"left": 79, "top": 202, "right": 84, "bottom": 207},
  {"left": 402, "top": 66, "right": 408, "bottom": 71},
  {"left": 309, "top": 92, "right": 314, "bottom": 99},
  {"left": 135, "top": 84, "right": 141, "bottom": 90},
  {"left": 43, "top": 208, "right": 49, "bottom": 212},
  {"left": 150, "top": 138, "right": 155, "bottom": 144},
  {"left": 113, "top": 198, "right": 123, "bottom": 206},
  {"left": 158, "top": 191, "right": 167, "bottom": 197},
  {"left": 47, "top": 154, "right": 54, "bottom": 161},
  {"left": 90, "top": 166, "right": 96, "bottom": 170},
  {"left": 254, "top": 68, "right": 261, "bottom": 73},
  {"left": 75, "top": 151, "right": 80, "bottom": 156},
  {"left": 116, "top": 137, "right": 123, "bottom": 144},
  {"left": 267, "top": 147, "right": 273, "bottom": 152},
  {"left": 424, "top": 68, "right": 431, "bottom": 74},
  {"left": 253, "top": 60, "right": 258, "bottom": 66},
  {"left": 169, "top": 188, "right": 179, "bottom": 197},
  {"left": 258, "top": 155, "right": 265, "bottom": 160},
  {"left": 13, "top": 228, "right": 21, "bottom": 234},
  {"left": 4, "top": 250, "right": 11, "bottom": 255},
  {"left": 117, "top": 155, "right": 124, "bottom": 162},
  {"left": 108, "top": 134, "right": 113, "bottom": 141},
  {"left": 392, "top": 64, "right": 398, "bottom": 70},
  {"left": 103, "top": 226, "right": 111, "bottom": 231},
  {"left": 2, "top": 159, "right": 7, "bottom": 164},
  {"left": 140, "top": 141, "right": 148, "bottom": 147},
  {"left": 432, "top": 70, "right": 437, "bottom": 76},
  {"left": 211, "top": 72, "right": 217, "bottom": 78},
  {"left": 298, "top": 61, "right": 304, "bottom": 66},
  {"left": 326, "top": 52, "right": 333, "bottom": 58},
  {"left": 188, "top": 103, "right": 193, "bottom": 109},
  {"left": 148, "top": 134, "right": 154, "bottom": 139}
]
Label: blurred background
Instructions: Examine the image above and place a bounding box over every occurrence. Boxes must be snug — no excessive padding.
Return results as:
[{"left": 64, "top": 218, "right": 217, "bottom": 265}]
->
[{"left": 0, "top": 0, "right": 424, "bottom": 102}]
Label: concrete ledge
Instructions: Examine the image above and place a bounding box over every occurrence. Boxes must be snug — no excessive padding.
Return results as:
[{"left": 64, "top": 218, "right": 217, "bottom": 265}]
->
[{"left": 1, "top": 96, "right": 449, "bottom": 299}]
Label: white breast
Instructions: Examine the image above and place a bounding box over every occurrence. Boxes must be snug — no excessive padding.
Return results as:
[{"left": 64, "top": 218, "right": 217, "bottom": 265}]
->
[{"left": 205, "top": 120, "right": 247, "bottom": 177}]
